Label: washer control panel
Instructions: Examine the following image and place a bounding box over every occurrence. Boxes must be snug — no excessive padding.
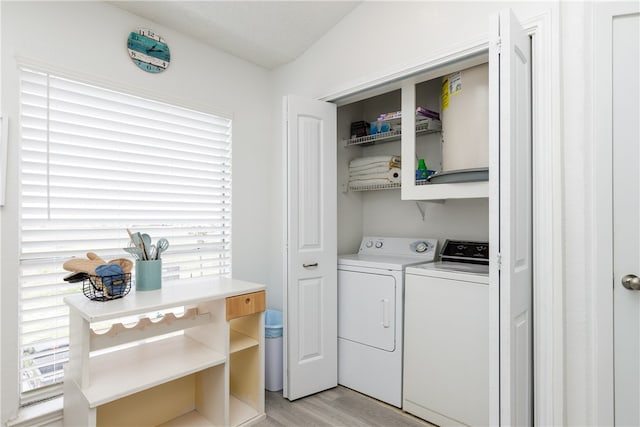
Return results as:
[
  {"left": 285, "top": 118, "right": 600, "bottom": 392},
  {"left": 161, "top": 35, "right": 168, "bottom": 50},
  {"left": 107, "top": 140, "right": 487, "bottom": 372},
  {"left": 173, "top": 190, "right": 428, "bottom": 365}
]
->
[
  {"left": 440, "top": 240, "right": 489, "bottom": 265},
  {"left": 358, "top": 236, "right": 438, "bottom": 260}
]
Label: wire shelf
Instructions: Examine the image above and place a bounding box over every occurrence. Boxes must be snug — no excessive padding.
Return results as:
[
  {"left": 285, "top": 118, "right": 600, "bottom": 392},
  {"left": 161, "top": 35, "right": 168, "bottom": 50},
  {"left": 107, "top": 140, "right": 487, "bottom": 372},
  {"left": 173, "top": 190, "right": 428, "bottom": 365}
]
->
[
  {"left": 344, "top": 117, "right": 441, "bottom": 147},
  {"left": 348, "top": 182, "right": 401, "bottom": 192},
  {"left": 345, "top": 129, "right": 402, "bottom": 146}
]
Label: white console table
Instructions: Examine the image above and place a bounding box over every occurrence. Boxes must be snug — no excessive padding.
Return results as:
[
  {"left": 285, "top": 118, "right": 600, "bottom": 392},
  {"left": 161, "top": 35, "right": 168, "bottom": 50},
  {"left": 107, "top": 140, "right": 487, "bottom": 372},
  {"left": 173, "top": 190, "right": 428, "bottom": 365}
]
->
[{"left": 63, "top": 277, "right": 266, "bottom": 426}]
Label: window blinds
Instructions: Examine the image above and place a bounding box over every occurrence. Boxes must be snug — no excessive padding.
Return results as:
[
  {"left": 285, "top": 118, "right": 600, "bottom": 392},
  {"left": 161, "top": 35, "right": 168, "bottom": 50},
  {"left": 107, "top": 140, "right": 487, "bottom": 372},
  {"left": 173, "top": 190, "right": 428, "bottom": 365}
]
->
[{"left": 18, "top": 68, "right": 232, "bottom": 400}]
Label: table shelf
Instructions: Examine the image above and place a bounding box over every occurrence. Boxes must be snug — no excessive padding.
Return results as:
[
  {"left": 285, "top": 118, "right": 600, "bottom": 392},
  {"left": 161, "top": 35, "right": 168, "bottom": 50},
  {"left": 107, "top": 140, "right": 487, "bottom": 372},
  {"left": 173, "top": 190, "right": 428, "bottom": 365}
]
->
[
  {"left": 84, "top": 335, "right": 225, "bottom": 407},
  {"left": 156, "top": 410, "right": 215, "bottom": 427},
  {"left": 230, "top": 329, "right": 259, "bottom": 354}
]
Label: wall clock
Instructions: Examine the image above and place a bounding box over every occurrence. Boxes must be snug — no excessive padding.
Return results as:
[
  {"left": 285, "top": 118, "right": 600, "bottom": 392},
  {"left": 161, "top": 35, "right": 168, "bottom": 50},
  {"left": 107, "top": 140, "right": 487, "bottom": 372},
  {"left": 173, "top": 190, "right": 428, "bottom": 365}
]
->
[{"left": 127, "top": 28, "right": 170, "bottom": 73}]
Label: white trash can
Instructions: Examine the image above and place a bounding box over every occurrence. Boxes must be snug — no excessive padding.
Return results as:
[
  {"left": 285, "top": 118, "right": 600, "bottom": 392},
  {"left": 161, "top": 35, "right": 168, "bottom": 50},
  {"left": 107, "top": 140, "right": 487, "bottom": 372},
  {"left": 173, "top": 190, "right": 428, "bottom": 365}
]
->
[{"left": 265, "top": 309, "right": 283, "bottom": 391}]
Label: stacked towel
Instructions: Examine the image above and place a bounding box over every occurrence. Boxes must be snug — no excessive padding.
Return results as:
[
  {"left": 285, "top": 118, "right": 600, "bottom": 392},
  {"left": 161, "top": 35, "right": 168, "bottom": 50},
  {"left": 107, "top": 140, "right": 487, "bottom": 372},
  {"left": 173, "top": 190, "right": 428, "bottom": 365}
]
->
[
  {"left": 349, "top": 155, "right": 401, "bottom": 186},
  {"left": 349, "top": 155, "right": 401, "bottom": 170}
]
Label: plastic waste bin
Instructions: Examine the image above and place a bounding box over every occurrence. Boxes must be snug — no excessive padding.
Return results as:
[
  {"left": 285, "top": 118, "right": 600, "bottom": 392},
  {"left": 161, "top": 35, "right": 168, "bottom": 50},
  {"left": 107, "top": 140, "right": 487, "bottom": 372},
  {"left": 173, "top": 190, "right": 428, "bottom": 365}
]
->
[{"left": 265, "top": 309, "right": 283, "bottom": 391}]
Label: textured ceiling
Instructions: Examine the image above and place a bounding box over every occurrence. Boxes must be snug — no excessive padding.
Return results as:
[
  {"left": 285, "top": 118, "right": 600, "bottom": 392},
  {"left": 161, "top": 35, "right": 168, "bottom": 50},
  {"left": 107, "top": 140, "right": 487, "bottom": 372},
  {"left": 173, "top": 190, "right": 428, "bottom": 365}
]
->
[{"left": 109, "top": 1, "right": 361, "bottom": 69}]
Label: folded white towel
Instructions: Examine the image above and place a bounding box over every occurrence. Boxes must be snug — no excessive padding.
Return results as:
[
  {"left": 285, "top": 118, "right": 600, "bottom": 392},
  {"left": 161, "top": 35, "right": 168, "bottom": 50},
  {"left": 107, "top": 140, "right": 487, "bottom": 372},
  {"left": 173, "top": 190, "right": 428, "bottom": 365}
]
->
[
  {"left": 349, "top": 155, "right": 401, "bottom": 169},
  {"left": 349, "top": 161, "right": 401, "bottom": 174},
  {"left": 350, "top": 172, "right": 389, "bottom": 180},
  {"left": 349, "top": 165, "right": 397, "bottom": 178},
  {"left": 349, "top": 168, "right": 401, "bottom": 185}
]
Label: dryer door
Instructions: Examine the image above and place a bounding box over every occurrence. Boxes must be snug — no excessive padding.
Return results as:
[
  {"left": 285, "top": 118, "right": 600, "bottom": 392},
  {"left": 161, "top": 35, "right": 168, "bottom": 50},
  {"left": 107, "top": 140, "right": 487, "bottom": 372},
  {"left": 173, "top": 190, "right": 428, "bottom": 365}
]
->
[{"left": 338, "top": 269, "right": 396, "bottom": 351}]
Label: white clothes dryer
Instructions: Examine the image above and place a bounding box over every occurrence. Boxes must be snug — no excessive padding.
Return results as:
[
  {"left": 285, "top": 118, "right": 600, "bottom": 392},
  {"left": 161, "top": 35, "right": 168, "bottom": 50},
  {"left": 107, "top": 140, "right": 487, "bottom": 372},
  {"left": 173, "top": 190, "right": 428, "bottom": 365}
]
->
[{"left": 337, "top": 236, "right": 438, "bottom": 408}]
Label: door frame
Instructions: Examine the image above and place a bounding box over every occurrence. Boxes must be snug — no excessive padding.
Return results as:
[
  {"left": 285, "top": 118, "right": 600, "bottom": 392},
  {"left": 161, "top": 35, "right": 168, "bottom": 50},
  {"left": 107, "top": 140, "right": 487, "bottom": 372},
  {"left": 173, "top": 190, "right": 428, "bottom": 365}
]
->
[
  {"left": 320, "top": 10, "right": 562, "bottom": 426},
  {"left": 592, "top": 3, "right": 640, "bottom": 426}
]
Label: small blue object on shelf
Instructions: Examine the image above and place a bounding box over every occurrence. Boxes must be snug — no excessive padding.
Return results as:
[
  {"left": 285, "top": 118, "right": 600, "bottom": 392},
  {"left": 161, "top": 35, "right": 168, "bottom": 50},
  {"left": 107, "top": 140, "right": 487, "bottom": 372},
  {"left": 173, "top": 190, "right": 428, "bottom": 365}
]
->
[
  {"left": 370, "top": 121, "right": 391, "bottom": 135},
  {"left": 416, "top": 158, "right": 430, "bottom": 181},
  {"left": 95, "top": 264, "right": 125, "bottom": 286},
  {"left": 416, "top": 169, "right": 436, "bottom": 182},
  {"left": 94, "top": 264, "right": 129, "bottom": 297},
  {"left": 83, "top": 272, "right": 131, "bottom": 301}
]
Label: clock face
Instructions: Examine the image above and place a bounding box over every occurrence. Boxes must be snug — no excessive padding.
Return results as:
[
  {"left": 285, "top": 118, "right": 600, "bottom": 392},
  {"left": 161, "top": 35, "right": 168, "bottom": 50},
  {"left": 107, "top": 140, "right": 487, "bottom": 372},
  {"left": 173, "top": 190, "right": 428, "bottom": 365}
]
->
[{"left": 127, "top": 29, "right": 170, "bottom": 73}]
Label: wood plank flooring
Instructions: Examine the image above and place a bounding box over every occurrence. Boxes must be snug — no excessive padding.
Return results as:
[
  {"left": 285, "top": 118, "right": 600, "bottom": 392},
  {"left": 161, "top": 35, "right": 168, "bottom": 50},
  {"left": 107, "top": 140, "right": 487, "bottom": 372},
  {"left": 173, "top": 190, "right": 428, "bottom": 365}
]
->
[{"left": 255, "top": 386, "right": 434, "bottom": 427}]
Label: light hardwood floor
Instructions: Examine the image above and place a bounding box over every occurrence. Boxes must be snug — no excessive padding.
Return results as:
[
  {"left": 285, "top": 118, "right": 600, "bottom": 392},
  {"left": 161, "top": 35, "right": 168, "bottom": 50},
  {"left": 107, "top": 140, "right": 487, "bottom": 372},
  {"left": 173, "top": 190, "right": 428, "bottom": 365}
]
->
[{"left": 255, "top": 386, "right": 434, "bottom": 427}]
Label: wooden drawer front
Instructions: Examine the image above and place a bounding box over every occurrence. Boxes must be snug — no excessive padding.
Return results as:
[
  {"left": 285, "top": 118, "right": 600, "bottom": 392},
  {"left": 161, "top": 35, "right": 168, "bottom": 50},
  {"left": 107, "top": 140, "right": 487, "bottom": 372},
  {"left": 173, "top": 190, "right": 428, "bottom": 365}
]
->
[{"left": 226, "top": 291, "right": 266, "bottom": 320}]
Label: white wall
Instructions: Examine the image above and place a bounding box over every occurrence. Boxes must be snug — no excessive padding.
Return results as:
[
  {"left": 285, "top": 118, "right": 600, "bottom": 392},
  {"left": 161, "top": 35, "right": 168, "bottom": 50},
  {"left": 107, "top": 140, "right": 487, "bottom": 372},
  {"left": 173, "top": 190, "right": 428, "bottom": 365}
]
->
[
  {"left": 0, "top": 1, "right": 272, "bottom": 423},
  {"left": 272, "top": 2, "right": 551, "bottom": 98}
]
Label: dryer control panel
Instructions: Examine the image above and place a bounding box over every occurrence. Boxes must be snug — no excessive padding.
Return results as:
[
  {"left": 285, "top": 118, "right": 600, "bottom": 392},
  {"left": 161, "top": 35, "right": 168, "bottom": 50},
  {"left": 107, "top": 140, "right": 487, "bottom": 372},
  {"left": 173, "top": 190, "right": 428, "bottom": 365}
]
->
[{"left": 358, "top": 236, "right": 438, "bottom": 260}]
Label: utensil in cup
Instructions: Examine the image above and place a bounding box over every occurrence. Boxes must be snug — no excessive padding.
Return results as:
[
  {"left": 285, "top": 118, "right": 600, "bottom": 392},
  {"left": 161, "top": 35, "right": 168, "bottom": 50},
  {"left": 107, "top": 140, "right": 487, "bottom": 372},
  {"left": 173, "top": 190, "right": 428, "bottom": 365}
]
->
[{"left": 155, "top": 238, "right": 169, "bottom": 259}]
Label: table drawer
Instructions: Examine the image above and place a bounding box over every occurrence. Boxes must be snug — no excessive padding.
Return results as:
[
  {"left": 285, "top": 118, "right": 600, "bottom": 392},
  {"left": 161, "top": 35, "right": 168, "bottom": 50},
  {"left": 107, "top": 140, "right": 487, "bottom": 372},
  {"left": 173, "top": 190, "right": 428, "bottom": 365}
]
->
[{"left": 226, "top": 290, "right": 266, "bottom": 320}]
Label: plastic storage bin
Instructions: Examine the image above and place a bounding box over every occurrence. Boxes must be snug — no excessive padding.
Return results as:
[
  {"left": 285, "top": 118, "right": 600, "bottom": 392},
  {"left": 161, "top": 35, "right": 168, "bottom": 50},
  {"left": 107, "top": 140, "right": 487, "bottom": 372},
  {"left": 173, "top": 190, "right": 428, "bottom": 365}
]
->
[{"left": 265, "top": 309, "right": 283, "bottom": 391}]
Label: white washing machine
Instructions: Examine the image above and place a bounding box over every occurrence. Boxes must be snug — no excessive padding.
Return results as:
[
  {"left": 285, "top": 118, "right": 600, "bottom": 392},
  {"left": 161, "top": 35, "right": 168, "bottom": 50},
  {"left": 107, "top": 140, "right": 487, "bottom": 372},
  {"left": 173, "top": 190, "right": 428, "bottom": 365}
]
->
[
  {"left": 403, "top": 240, "right": 490, "bottom": 427},
  {"left": 337, "top": 236, "right": 438, "bottom": 408}
]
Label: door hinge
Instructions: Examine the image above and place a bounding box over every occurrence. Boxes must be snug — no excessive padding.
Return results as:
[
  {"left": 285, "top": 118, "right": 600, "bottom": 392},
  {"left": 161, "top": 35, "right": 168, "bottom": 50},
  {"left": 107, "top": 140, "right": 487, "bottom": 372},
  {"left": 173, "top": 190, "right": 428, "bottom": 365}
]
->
[
  {"left": 496, "top": 252, "right": 502, "bottom": 270},
  {"left": 495, "top": 38, "right": 502, "bottom": 54}
]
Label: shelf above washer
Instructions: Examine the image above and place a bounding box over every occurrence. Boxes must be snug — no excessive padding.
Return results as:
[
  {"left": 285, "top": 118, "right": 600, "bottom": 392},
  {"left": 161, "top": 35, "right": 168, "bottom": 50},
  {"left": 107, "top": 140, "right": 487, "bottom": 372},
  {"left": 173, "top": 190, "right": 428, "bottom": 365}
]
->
[{"left": 344, "top": 117, "right": 441, "bottom": 147}]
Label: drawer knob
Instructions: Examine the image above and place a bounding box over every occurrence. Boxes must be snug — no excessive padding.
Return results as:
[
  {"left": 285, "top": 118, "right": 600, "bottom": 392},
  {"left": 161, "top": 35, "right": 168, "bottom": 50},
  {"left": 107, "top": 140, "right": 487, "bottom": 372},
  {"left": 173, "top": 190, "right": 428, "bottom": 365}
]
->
[{"left": 245, "top": 297, "right": 251, "bottom": 304}]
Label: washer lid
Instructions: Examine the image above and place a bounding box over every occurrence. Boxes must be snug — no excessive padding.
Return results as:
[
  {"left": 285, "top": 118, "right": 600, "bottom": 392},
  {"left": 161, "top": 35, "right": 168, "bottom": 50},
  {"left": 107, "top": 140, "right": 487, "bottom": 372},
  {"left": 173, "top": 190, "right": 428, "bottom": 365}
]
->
[
  {"left": 406, "top": 261, "right": 490, "bottom": 283},
  {"left": 338, "top": 254, "right": 432, "bottom": 271}
]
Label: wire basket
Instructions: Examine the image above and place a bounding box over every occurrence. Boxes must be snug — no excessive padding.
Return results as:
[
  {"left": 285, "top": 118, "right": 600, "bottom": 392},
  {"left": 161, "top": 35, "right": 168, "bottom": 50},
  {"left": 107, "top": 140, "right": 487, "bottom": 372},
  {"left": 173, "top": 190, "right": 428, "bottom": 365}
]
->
[{"left": 83, "top": 273, "right": 131, "bottom": 301}]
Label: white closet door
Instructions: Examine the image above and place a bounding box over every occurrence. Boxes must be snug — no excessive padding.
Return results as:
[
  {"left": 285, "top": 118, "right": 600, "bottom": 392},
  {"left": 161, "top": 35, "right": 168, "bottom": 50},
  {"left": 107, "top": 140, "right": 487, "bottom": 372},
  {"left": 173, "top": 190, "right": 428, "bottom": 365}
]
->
[
  {"left": 489, "top": 9, "right": 533, "bottom": 426},
  {"left": 283, "top": 95, "right": 337, "bottom": 400}
]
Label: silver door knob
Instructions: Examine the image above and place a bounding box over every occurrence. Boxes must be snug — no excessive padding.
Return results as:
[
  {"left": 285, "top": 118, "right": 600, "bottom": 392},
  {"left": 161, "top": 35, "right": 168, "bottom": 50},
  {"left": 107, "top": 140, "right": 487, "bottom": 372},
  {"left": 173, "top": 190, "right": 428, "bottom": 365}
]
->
[{"left": 622, "top": 274, "right": 640, "bottom": 290}]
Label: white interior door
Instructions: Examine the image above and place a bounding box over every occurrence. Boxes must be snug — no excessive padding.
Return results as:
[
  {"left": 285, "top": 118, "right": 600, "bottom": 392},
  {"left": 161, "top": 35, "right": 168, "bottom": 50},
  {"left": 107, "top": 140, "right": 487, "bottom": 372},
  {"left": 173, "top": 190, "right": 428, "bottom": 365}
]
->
[
  {"left": 489, "top": 9, "right": 532, "bottom": 426},
  {"left": 283, "top": 95, "right": 337, "bottom": 400},
  {"left": 613, "top": 11, "right": 640, "bottom": 426}
]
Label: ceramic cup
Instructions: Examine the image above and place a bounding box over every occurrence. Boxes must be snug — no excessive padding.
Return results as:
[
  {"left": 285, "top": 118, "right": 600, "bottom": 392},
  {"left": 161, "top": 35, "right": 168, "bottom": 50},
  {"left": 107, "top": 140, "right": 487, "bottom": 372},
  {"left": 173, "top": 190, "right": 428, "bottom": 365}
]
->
[{"left": 135, "top": 259, "right": 162, "bottom": 291}]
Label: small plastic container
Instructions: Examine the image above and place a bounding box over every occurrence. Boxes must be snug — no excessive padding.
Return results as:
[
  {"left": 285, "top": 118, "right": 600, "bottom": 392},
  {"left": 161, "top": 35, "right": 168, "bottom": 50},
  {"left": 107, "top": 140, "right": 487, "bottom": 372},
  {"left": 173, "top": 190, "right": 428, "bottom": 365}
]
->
[
  {"left": 416, "top": 158, "right": 429, "bottom": 181},
  {"left": 265, "top": 309, "right": 283, "bottom": 391}
]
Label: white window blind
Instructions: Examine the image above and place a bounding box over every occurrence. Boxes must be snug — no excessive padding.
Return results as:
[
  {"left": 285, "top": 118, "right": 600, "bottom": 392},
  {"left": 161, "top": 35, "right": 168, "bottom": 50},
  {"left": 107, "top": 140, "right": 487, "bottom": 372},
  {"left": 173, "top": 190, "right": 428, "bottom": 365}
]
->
[{"left": 18, "top": 68, "right": 232, "bottom": 401}]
